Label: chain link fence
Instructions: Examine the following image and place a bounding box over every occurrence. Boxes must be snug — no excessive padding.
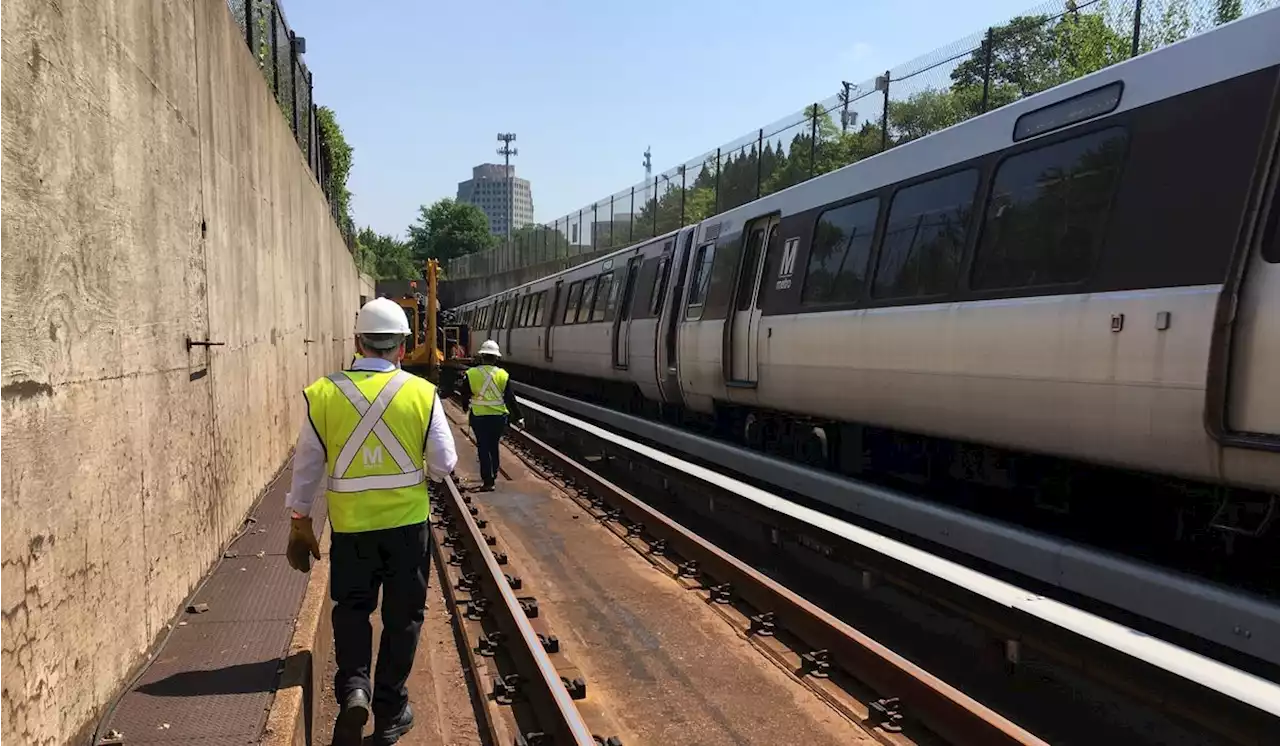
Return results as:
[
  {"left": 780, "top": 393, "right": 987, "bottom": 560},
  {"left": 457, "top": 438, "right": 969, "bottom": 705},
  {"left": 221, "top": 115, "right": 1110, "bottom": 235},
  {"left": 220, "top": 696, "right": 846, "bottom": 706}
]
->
[
  {"left": 448, "top": 0, "right": 1276, "bottom": 281},
  {"left": 226, "top": 0, "right": 355, "bottom": 250}
]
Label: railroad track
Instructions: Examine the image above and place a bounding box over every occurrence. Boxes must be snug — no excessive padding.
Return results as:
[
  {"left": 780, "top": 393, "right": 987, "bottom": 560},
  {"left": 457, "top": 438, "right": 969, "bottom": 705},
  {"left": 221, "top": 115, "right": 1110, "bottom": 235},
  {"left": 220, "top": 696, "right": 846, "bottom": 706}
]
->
[
  {"left": 496, "top": 392, "right": 1279, "bottom": 746},
  {"left": 428, "top": 474, "right": 621, "bottom": 745},
  {"left": 439, "top": 400, "right": 1049, "bottom": 746}
]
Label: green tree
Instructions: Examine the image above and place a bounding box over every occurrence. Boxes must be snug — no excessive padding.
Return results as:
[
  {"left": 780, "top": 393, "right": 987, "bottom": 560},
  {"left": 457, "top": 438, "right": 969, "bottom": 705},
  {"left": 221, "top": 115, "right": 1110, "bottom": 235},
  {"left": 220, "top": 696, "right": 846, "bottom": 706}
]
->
[
  {"left": 315, "top": 106, "right": 354, "bottom": 231},
  {"left": 888, "top": 88, "right": 971, "bottom": 144},
  {"left": 355, "top": 228, "right": 417, "bottom": 280},
  {"left": 1215, "top": 0, "right": 1243, "bottom": 25},
  {"left": 406, "top": 198, "right": 497, "bottom": 263},
  {"left": 510, "top": 223, "right": 572, "bottom": 261}
]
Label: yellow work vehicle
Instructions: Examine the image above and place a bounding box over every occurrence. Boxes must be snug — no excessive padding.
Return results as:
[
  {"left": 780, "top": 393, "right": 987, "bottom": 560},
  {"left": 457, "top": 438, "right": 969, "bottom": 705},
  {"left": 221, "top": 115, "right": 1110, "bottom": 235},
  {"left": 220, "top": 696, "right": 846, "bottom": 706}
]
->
[{"left": 391, "top": 259, "right": 472, "bottom": 394}]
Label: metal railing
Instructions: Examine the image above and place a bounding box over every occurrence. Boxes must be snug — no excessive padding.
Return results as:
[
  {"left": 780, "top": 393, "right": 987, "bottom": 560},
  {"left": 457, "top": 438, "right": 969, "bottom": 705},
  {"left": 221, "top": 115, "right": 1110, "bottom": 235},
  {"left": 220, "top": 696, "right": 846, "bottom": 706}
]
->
[
  {"left": 226, "top": 0, "right": 355, "bottom": 250},
  {"left": 446, "top": 0, "right": 1276, "bottom": 281}
]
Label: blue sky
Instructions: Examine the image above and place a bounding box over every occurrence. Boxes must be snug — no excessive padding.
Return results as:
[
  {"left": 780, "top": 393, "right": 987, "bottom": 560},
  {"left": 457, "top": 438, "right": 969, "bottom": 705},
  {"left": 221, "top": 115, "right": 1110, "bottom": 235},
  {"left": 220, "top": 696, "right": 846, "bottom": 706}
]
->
[{"left": 287, "top": 0, "right": 1035, "bottom": 238}]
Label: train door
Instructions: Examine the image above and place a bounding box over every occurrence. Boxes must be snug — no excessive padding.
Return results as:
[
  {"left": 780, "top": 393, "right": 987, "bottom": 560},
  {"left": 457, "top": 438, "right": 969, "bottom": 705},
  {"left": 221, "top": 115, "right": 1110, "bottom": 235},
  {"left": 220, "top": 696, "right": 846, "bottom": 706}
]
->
[
  {"left": 726, "top": 215, "right": 778, "bottom": 385},
  {"left": 1226, "top": 218, "right": 1280, "bottom": 441},
  {"left": 545, "top": 281, "right": 563, "bottom": 362},
  {"left": 613, "top": 257, "right": 643, "bottom": 369},
  {"left": 504, "top": 293, "right": 516, "bottom": 356},
  {"left": 657, "top": 229, "right": 694, "bottom": 404}
]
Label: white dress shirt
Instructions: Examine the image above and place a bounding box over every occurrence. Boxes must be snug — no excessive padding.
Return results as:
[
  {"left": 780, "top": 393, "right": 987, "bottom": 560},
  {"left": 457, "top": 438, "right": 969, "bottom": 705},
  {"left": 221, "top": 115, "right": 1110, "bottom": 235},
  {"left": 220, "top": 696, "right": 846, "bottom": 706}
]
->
[{"left": 286, "top": 356, "right": 458, "bottom": 517}]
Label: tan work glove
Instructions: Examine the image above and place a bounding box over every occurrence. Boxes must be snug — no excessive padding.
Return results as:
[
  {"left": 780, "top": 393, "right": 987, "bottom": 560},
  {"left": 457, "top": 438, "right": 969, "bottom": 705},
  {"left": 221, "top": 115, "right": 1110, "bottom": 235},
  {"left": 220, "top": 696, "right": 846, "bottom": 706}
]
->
[{"left": 287, "top": 516, "right": 321, "bottom": 572}]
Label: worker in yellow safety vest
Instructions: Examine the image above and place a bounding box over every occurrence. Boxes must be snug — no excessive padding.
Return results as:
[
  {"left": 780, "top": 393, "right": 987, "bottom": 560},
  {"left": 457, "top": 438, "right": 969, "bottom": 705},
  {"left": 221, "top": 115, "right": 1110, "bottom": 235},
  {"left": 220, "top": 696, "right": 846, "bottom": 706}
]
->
[
  {"left": 456, "top": 340, "right": 523, "bottom": 492},
  {"left": 285, "top": 297, "right": 457, "bottom": 746}
]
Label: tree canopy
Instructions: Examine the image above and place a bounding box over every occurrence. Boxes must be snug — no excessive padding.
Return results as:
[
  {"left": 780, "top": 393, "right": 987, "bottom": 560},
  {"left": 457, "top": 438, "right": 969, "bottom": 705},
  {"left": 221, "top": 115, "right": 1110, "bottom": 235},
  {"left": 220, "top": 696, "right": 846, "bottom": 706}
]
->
[
  {"left": 355, "top": 228, "right": 417, "bottom": 280},
  {"left": 407, "top": 199, "right": 498, "bottom": 264}
]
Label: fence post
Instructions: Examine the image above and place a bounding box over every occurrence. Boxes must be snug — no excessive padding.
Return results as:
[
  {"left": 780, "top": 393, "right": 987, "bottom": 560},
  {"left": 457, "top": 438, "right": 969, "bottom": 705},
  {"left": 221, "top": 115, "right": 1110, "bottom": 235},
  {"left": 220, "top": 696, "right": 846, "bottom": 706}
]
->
[
  {"left": 577, "top": 209, "right": 583, "bottom": 254},
  {"left": 245, "top": 0, "right": 254, "bottom": 60},
  {"left": 270, "top": 2, "right": 279, "bottom": 92},
  {"left": 652, "top": 177, "right": 659, "bottom": 237},
  {"left": 290, "top": 33, "right": 300, "bottom": 138},
  {"left": 629, "top": 188, "right": 635, "bottom": 243},
  {"left": 308, "top": 81, "right": 316, "bottom": 172},
  {"left": 809, "top": 105, "right": 818, "bottom": 179},
  {"left": 981, "top": 27, "right": 994, "bottom": 113},
  {"left": 592, "top": 203, "right": 598, "bottom": 250},
  {"left": 610, "top": 195, "right": 616, "bottom": 248},
  {"left": 714, "top": 148, "right": 722, "bottom": 216},
  {"left": 1131, "top": 0, "right": 1143, "bottom": 57},
  {"left": 680, "top": 165, "right": 687, "bottom": 226},
  {"left": 879, "top": 70, "right": 891, "bottom": 151},
  {"left": 747, "top": 129, "right": 757, "bottom": 199}
]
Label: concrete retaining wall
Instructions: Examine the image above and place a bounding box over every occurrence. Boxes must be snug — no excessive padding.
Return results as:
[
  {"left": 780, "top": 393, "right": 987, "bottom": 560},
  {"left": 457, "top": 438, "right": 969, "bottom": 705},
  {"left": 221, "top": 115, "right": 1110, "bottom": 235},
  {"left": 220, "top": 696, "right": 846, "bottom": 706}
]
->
[{"left": 0, "top": 1, "right": 361, "bottom": 743}]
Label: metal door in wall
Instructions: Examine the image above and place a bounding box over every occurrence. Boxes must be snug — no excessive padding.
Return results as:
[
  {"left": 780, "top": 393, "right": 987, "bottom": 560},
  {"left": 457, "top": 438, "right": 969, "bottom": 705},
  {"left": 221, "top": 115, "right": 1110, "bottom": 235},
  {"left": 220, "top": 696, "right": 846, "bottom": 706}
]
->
[{"left": 727, "top": 216, "right": 777, "bottom": 385}]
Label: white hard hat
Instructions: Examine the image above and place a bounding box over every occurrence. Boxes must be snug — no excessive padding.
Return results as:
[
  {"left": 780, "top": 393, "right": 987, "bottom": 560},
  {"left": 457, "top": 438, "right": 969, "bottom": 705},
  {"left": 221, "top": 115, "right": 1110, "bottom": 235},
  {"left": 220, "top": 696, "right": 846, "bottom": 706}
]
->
[
  {"left": 355, "top": 298, "right": 411, "bottom": 336},
  {"left": 478, "top": 339, "right": 501, "bottom": 357}
]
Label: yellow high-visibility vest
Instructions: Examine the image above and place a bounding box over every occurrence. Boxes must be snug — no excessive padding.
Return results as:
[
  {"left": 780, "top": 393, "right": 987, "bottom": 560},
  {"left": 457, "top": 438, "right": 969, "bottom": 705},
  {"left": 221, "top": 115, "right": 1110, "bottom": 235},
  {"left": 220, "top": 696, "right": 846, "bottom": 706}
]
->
[
  {"left": 304, "top": 370, "right": 436, "bottom": 533},
  {"left": 466, "top": 365, "right": 509, "bottom": 416}
]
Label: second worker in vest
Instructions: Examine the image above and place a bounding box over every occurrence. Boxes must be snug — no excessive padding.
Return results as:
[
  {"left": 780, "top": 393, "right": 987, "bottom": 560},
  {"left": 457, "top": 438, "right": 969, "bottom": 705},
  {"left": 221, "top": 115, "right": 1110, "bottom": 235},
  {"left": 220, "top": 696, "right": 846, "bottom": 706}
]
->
[
  {"left": 458, "top": 340, "right": 523, "bottom": 492},
  {"left": 285, "top": 298, "right": 458, "bottom": 746}
]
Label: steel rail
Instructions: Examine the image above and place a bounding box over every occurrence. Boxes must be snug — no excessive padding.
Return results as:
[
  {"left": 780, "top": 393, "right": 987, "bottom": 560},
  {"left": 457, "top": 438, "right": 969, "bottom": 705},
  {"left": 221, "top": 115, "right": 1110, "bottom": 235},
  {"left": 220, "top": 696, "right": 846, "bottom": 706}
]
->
[
  {"left": 506, "top": 425, "right": 1047, "bottom": 746},
  {"left": 438, "top": 476, "right": 597, "bottom": 745}
]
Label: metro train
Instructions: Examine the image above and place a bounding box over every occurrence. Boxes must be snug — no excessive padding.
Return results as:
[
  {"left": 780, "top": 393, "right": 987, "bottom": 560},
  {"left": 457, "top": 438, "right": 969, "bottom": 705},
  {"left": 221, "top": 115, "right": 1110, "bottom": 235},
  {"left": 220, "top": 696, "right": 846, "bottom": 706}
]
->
[{"left": 455, "top": 9, "right": 1280, "bottom": 544}]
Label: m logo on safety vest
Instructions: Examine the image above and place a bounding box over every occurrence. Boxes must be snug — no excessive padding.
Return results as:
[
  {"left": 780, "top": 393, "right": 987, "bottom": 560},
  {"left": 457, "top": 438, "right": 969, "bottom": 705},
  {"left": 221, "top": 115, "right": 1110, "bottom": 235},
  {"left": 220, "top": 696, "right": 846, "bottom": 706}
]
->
[
  {"left": 775, "top": 237, "right": 800, "bottom": 291},
  {"left": 323, "top": 371, "right": 426, "bottom": 494}
]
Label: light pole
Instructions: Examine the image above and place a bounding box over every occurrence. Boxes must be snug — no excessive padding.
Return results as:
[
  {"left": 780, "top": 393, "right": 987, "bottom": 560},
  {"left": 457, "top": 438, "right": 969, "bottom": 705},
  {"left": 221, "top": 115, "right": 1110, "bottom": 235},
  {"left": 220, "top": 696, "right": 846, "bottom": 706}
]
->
[{"left": 497, "top": 133, "right": 518, "bottom": 248}]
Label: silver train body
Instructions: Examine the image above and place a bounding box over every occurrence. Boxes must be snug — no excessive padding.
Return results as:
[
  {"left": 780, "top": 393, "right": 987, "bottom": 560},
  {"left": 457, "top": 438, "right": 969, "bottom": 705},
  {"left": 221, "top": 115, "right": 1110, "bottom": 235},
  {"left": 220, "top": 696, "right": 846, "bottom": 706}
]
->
[{"left": 458, "top": 9, "right": 1280, "bottom": 498}]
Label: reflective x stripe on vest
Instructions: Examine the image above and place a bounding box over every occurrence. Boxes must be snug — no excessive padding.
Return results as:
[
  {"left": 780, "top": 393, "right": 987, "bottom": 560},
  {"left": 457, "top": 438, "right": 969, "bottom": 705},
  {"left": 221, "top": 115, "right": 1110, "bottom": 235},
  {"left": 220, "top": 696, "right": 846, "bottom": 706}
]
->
[
  {"left": 467, "top": 366, "right": 508, "bottom": 415},
  {"left": 325, "top": 371, "right": 423, "bottom": 493},
  {"left": 305, "top": 369, "right": 436, "bottom": 533}
]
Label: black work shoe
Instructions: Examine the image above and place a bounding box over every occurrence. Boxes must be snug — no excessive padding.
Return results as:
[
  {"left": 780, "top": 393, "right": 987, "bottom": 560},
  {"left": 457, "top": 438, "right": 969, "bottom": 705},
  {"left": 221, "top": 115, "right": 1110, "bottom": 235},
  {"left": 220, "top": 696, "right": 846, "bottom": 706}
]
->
[
  {"left": 331, "top": 689, "right": 370, "bottom": 746},
  {"left": 479, "top": 482, "right": 495, "bottom": 492},
  {"left": 373, "top": 703, "right": 415, "bottom": 745}
]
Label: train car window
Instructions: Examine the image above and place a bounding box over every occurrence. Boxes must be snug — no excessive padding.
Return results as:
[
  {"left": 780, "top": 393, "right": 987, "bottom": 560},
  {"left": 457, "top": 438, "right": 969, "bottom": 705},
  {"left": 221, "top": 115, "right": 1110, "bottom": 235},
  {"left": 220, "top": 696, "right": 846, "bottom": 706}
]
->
[
  {"left": 578, "top": 275, "right": 599, "bottom": 323},
  {"left": 801, "top": 198, "right": 880, "bottom": 305},
  {"left": 563, "top": 282, "right": 583, "bottom": 324},
  {"left": 596, "top": 271, "right": 616, "bottom": 322},
  {"left": 650, "top": 255, "right": 670, "bottom": 316},
  {"left": 533, "top": 292, "right": 545, "bottom": 326},
  {"left": 973, "top": 128, "right": 1127, "bottom": 290},
  {"left": 523, "top": 296, "right": 534, "bottom": 326},
  {"left": 872, "top": 169, "right": 979, "bottom": 300},
  {"left": 685, "top": 243, "right": 716, "bottom": 319}
]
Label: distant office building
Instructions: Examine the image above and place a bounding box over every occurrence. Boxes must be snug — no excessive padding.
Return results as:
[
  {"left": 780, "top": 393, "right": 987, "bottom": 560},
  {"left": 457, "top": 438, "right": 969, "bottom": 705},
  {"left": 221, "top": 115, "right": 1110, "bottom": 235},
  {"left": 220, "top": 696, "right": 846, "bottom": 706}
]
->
[{"left": 456, "top": 163, "right": 535, "bottom": 238}]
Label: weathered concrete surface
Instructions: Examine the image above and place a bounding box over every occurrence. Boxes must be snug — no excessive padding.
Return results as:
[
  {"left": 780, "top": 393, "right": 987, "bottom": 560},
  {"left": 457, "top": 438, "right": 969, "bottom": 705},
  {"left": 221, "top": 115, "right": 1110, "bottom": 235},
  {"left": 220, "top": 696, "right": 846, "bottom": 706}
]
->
[{"left": 0, "top": 1, "right": 361, "bottom": 743}]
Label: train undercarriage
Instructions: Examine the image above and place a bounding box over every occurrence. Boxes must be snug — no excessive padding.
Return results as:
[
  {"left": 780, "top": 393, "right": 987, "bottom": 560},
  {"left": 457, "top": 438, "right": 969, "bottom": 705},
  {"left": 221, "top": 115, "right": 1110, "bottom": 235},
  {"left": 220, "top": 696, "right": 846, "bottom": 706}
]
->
[{"left": 506, "top": 361, "right": 1279, "bottom": 598}]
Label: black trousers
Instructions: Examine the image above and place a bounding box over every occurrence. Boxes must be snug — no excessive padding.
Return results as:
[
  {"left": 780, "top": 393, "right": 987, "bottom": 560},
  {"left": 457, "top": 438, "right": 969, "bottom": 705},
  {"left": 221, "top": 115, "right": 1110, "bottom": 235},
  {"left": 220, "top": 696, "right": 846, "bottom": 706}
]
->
[
  {"left": 330, "top": 521, "right": 430, "bottom": 718},
  {"left": 469, "top": 413, "right": 508, "bottom": 485}
]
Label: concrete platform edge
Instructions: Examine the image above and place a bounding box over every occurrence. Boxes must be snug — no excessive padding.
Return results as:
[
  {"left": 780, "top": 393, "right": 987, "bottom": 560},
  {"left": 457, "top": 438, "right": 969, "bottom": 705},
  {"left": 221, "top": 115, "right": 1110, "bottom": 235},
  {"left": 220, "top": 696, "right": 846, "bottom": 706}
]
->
[{"left": 261, "top": 521, "right": 333, "bottom": 746}]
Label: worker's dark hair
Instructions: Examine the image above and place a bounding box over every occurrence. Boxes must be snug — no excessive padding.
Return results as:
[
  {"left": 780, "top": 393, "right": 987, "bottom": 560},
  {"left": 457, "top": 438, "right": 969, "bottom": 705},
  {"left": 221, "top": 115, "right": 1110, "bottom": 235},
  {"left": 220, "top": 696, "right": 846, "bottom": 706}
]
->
[{"left": 359, "top": 332, "right": 404, "bottom": 352}]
